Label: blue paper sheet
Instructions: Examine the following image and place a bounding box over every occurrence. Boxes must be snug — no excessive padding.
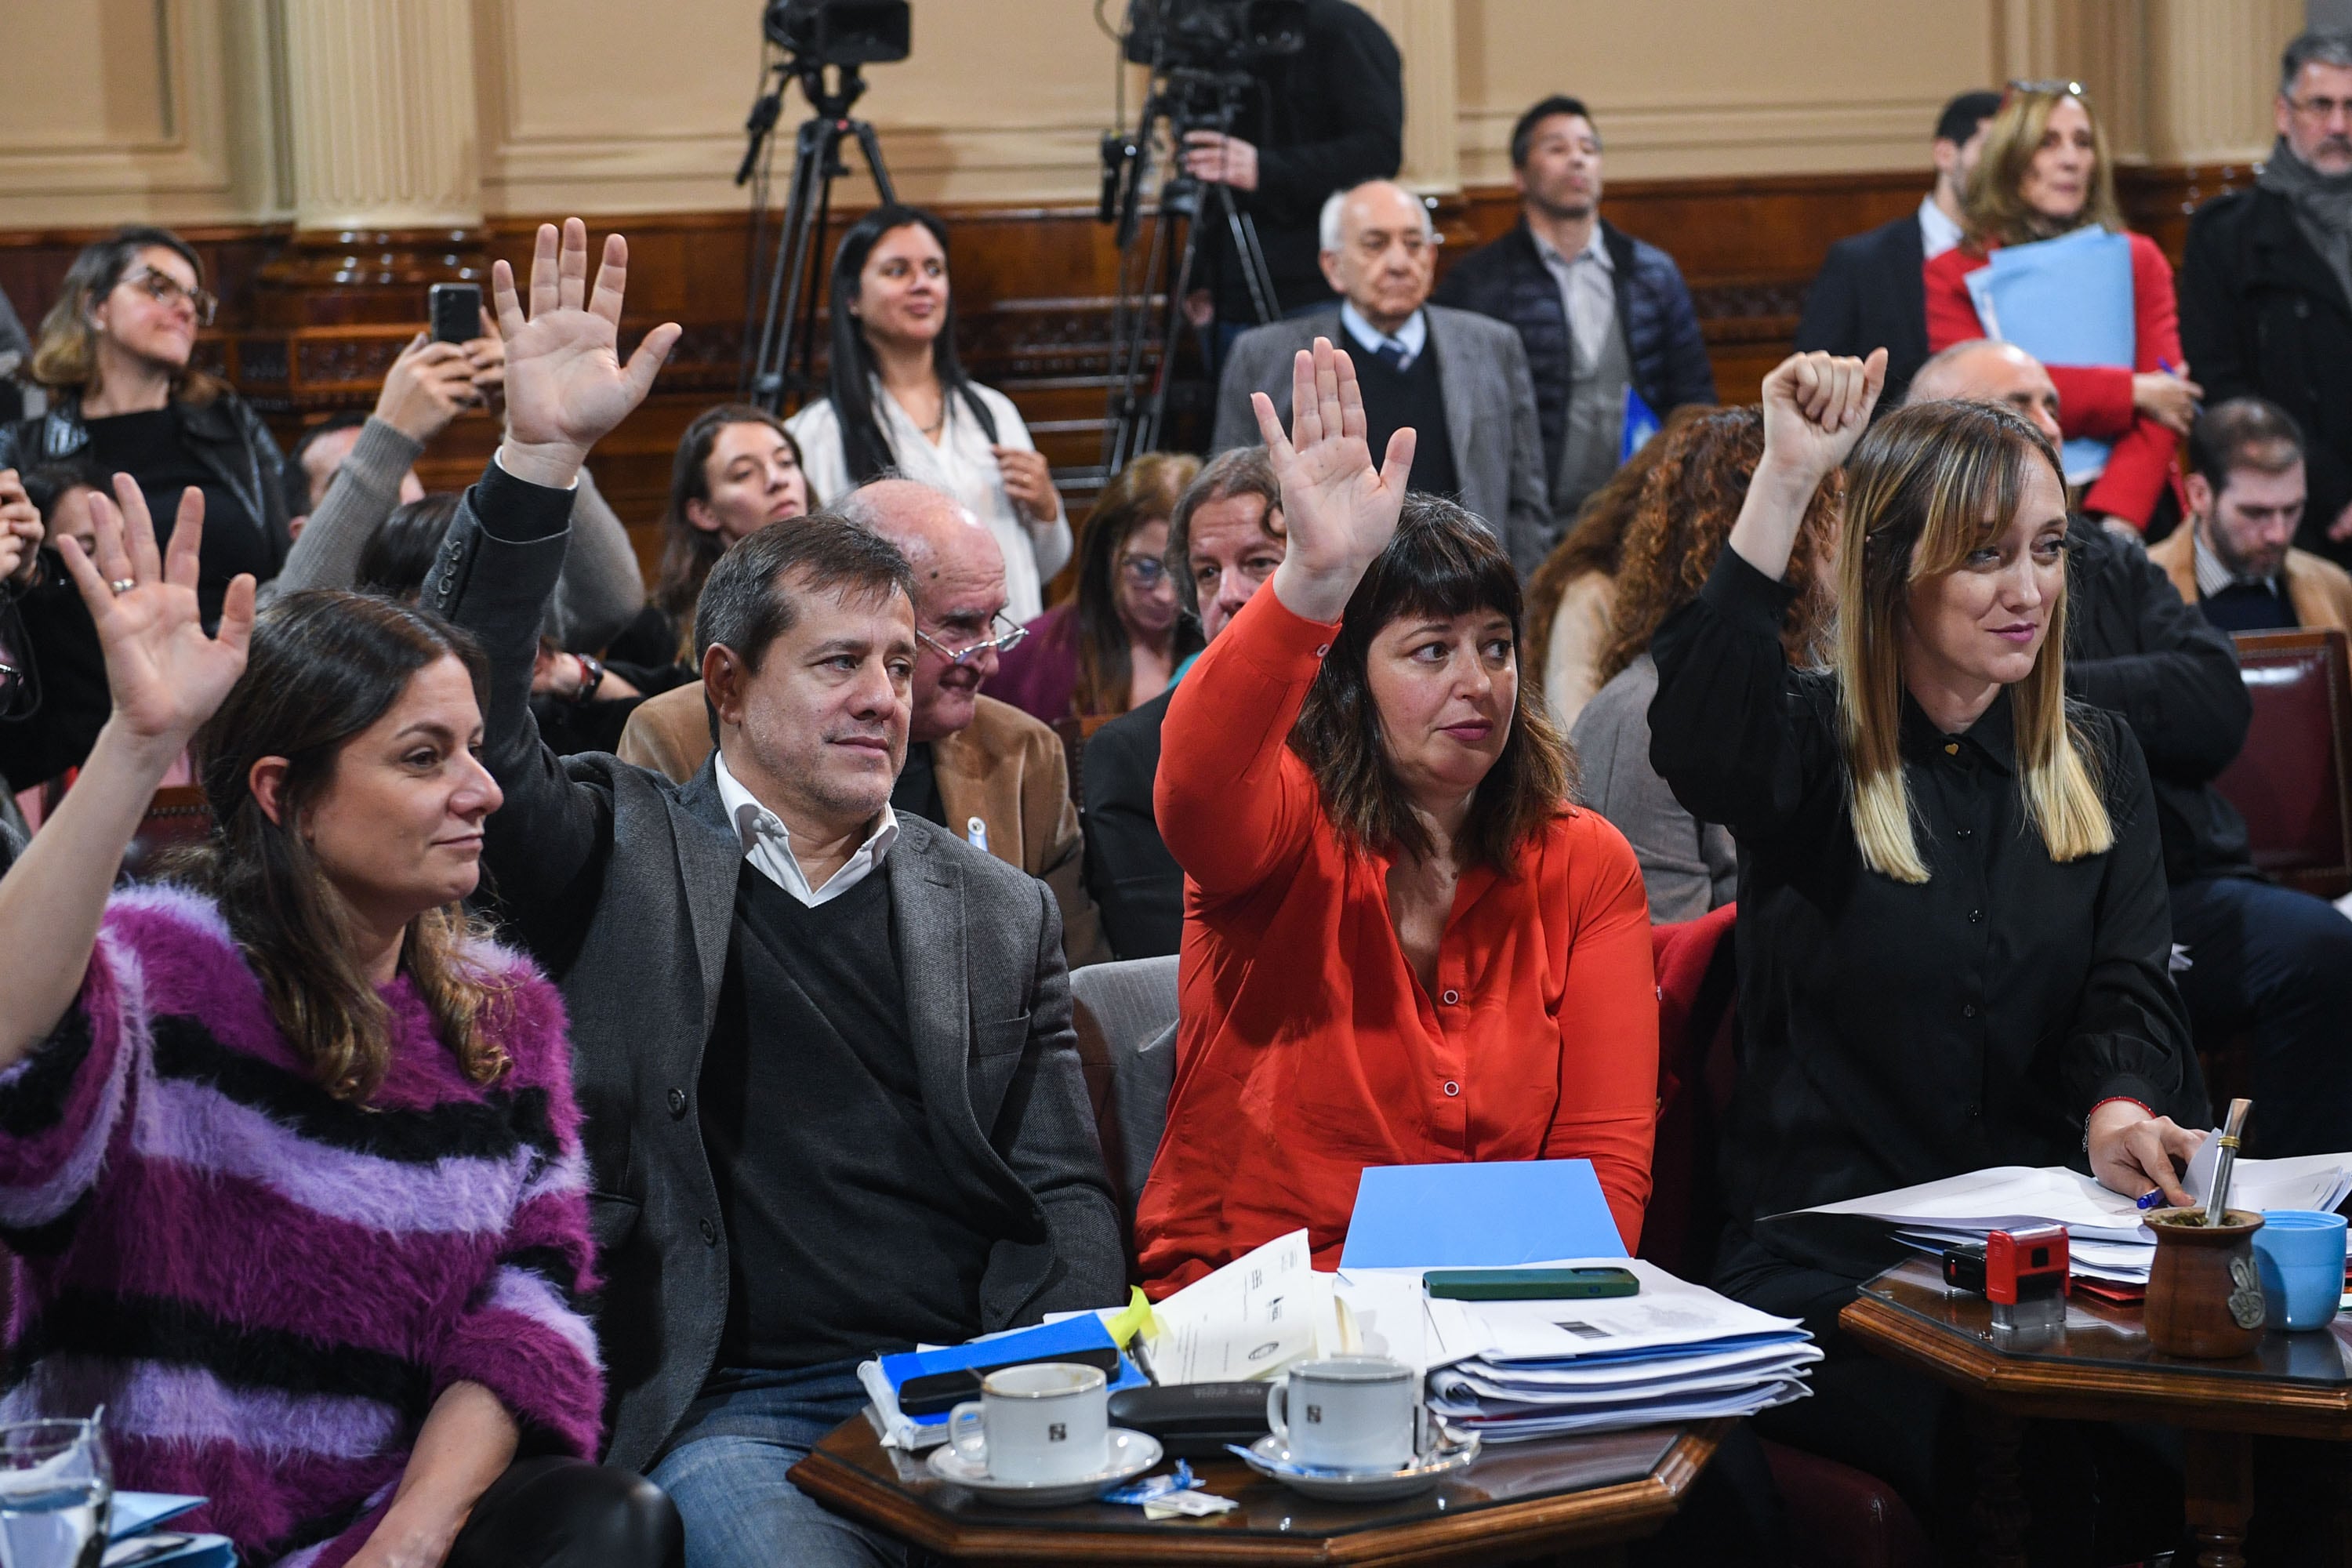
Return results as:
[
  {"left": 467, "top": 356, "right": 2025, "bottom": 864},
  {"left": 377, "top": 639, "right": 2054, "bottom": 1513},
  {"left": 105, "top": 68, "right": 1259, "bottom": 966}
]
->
[
  {"left": 1339, "top": 1160, "right": 1628, "bottom": 1269},
  {"left": 108, "top": 1495, "right": 205, "bottom": 1541},
  {"left": 1965, "top": 226, "right": 2136, "bottom": 484}
]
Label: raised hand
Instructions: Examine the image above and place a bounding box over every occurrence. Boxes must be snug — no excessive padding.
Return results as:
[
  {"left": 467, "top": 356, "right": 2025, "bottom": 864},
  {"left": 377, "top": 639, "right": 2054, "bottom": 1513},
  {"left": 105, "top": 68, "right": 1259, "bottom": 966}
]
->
[
  {"left": 495, "top": 218, "right": 682, "bottom": 488},
  {"left": 53, "top": 476, "right": 254, "bottom": 752},
  {"left": 1758, "top": 349, "right": 1886, "bottom": 487},
  {"left": 1730, "top": 349, "right": 1886, "bottom": 584},
  {"left": 372, "top": 335, "right": 481, "bottom": 445},
  {"left": 1255, "top": 337, "right": 1415, "bottom": 623}
]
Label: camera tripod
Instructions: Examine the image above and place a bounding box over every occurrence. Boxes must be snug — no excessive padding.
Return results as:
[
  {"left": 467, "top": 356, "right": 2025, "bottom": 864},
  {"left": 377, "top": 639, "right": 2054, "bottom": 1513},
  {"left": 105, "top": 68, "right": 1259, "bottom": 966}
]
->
[
  {"left": 739, "top": 57, "right": 897, "bottom": 414},
  {"left": 1099, "top": 68, "right": 1282, "bottom": 471}
]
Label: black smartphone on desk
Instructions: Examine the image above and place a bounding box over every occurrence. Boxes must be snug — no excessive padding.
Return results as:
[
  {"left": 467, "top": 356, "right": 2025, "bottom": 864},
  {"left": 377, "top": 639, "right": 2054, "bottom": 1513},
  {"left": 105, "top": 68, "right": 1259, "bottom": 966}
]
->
[
  {"left": 896, "top": 1343, "right": 1123, "bottom": 1416},
  {"left": 429, "top": 282, "right": 481, "bottom": 343},
  {"left": 1425, "top": 1266, "right": 1639, "bottom": 1301}
]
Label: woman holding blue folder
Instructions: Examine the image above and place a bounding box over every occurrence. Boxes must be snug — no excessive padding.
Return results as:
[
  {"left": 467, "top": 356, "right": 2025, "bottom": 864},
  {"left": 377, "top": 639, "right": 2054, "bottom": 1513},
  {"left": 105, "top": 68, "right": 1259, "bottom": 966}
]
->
[{"left": 1924, "top": 82, "right": 2201, "bottom": 535}]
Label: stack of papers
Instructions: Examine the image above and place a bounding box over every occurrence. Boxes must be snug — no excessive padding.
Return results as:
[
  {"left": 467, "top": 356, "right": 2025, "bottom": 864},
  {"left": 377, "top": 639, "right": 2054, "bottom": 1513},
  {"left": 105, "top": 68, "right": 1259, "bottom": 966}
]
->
[
  {"left": 1767, "top": 1151, "right": 2352, "bottom": 1287},
  {"left": 103, "top": 1494, "right": 233, "bottom": 1567},
  {"left": 856, "top": 1316, "right": 1150, "bottom": 1451},
  {"left": 1417, "top": 1260, "right": 1818, "bottom": 1443}
]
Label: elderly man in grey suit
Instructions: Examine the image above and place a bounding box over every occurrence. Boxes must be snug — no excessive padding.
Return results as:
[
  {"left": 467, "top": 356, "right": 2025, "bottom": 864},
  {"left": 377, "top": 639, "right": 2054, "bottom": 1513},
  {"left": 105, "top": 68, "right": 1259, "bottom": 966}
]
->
[
  {"left": 423, "top": 220, "right": 1123, "bottom": 1568},
  {"left": 1210, "top": 178, "right": 1553, "bottom": 573}
]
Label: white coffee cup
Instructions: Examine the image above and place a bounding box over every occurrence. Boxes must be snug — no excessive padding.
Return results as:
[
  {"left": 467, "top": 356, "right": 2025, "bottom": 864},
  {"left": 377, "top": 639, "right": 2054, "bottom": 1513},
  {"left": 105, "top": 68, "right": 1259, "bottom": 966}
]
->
[
  {"left": 1265, "top": 1356, "right": 1425, "bottom": 1472},
  {"left": 947, "top": 1362, "right": 1109, "bottom": 1483}
]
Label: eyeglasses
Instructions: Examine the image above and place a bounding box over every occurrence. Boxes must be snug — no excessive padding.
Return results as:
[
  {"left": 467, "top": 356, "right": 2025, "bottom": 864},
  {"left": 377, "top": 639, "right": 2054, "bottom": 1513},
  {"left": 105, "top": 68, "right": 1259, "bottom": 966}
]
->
[
  {"left": 1119, "top": 554, "right": 1171, "bottom": 589},
  {"left": 2006, "top": 78, "right": 2085, "bottom": 99},
  {"left": 915, "top": 612, "right": 1028, "bottom": 666},
  {"left": 2287, "top": 93, "right": 2352, "bottom": 125},
  {"left": 120, "top": 269, "right": 218, "bottom": 327}
]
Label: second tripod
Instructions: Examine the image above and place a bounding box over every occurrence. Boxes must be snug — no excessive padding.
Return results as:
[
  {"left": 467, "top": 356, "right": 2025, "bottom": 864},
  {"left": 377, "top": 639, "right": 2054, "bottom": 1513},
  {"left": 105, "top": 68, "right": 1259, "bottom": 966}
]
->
[{"left": 741, "top": 59, "right": 896, "bottom": 415}]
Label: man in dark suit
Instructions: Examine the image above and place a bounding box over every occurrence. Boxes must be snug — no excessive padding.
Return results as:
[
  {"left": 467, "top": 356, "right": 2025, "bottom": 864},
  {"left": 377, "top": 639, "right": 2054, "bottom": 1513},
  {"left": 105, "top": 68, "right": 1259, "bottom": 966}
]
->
[
  {"left": 1082, "top": 446, "right": 1287, "bottom": 958},
  {"left": 1794, "top": 90, "right": 2001, "bottom": 409},
  {"left": 425, "top": 220, "right": 1122, "bottom": 1566},
  {"left": 2181, "top": 30, "right": 2352, "bottom": 564},
  {"left": 1211, "top": 179, "right": 1552, "bottom": 572},
  {"left": 1432, "top": 94, "right": 1716, "bottom": 526}
]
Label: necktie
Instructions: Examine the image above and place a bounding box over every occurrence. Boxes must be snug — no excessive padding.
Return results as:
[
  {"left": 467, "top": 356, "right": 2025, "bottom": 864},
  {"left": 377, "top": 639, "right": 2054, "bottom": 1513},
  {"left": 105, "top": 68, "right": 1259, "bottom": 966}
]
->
[{"left": 1374, "top": 340, "right": 1410, "bottom": 373}]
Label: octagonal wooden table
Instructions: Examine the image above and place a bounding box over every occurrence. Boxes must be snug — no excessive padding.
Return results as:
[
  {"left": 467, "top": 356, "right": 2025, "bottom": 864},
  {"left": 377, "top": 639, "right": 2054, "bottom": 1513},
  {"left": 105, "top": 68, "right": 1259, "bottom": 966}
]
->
[
  {"left": 786, "top": 1411, "right": 1729, "bottom": 1565},
  {"left": 1842, "top": 1256, "right": 2352, "bottom": 1567}
]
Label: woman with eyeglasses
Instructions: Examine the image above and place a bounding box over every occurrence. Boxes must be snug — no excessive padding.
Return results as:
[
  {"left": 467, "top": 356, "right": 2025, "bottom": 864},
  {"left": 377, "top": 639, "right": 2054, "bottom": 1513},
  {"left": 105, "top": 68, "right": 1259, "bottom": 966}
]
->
[
  {"left": 787, "top": 206, "right": 1070, "bottom": 623},
  {"left": 991, "top": 452, "right": 1204, "bottom": 724},
  {"left": 2, "top": 227, "right": 290, "bottom": 627},
  {"left": 1924, "top": 82, "right": 2201, "bottom": 536}
]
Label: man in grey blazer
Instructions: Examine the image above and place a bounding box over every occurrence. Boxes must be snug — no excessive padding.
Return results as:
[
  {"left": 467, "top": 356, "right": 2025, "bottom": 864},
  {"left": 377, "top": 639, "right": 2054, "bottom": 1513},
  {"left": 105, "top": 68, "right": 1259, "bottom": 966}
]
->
[
  {"left": 424, "top": 220, "right": 1123, "bottom": 1566},
  {"left": 1210, "top": 179, "right": 1554, "bottom": 574}
]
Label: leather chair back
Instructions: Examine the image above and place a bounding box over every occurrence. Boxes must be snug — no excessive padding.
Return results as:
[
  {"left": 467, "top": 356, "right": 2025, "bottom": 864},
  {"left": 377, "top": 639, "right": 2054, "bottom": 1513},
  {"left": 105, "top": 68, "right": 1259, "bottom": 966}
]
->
[
  {"left": 2215, "top": 628, "right": 2352, "bottom": 899},
  {"left": 122, "top": 785, "right": 212, "bottom": 884},
  {"left": 1067, "top": 954, "right": 1180, "bottom": 1273},
  {"left": 1051, "top": 714, "right": 1117, "bottom": 808}
]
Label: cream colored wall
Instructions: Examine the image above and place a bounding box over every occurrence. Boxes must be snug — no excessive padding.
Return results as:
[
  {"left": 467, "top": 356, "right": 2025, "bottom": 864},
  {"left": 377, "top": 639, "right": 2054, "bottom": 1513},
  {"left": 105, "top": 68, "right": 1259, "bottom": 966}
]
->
[{"left": 0, "top": 0, "right": 2311, "bottom": 229}]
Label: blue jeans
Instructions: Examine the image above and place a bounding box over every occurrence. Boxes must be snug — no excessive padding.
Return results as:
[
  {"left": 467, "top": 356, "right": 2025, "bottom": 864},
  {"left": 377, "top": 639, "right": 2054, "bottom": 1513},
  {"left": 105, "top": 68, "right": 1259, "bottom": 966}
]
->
[
  {"left": 648, "top": 1360, "right": 909, "bottom": 1568},
  {"left": 2170, "top": 875, "right": 2352, "bottom": 1156}
]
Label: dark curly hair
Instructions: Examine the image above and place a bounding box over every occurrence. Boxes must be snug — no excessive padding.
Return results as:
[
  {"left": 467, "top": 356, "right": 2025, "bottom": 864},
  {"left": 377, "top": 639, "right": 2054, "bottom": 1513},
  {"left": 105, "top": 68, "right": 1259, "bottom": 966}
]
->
[
  {"left": 1595, "top": 405, "right": 1841, "bottom": 688},
  {"left": 1520, "top": 404, "right": 1707, "bottom": 700}
]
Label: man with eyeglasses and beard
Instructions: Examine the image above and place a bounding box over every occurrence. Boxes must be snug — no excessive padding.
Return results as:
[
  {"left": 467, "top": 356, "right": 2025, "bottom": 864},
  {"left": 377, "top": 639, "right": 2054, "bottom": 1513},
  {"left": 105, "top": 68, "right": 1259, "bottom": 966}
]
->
[
  {"left": 620, "top": 477, "right": 1108, "bottom": 967},
  {"left": 2183, "top": 29, "right": 2352, "bottom": 568}
]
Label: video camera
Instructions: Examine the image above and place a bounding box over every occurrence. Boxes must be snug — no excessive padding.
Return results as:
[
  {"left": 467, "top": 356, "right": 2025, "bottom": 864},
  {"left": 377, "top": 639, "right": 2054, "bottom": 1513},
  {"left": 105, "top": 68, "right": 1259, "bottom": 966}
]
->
[
  {"left": 761, "top": 0, "right": 909, "bottom": 67},
  {"left": 1120, "top": 0, "right": 1307, "bottom": 71}
]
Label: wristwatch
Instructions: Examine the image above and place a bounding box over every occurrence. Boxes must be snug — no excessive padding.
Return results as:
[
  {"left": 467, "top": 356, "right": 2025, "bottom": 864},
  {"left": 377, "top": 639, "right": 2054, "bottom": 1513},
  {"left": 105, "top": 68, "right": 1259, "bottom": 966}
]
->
[{"left": 572, "top": 653, "right": 606, "bottom": 703}]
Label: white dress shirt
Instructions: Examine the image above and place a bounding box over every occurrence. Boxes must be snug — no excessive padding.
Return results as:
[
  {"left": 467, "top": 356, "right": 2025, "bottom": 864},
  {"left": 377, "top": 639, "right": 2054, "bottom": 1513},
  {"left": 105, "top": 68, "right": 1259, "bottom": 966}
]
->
[
  {"left": 1338, "top": 299, "right": 1428, "bottom": 370},
  {"left": 789, "top": 380, "right": 1073, "bottom": 623},
  {"left": 713, "top": 750, "right": 899, "bottom": 907},
  {"left": 1918, "top": 194, "right": 1964, "bottom": 261},
  {"left": 1531, "top": 224, "right": 1618, "bottom": 371}
]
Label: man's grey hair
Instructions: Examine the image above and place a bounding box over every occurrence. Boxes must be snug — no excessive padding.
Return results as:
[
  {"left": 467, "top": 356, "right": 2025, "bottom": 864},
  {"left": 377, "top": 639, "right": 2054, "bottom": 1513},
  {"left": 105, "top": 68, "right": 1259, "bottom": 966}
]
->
[
  {"left": 2282, "top": 30, "right": 2352, "bottom": 96},
  {"left": 1318, "top": 181, "right": 1437, "bottom": 253}
]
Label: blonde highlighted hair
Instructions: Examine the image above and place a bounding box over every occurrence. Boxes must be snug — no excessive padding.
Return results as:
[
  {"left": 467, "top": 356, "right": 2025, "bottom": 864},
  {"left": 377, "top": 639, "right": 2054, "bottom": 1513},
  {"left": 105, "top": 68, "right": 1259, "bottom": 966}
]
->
[
  {"left": 1962, "top": 84, "right": 2125, "bottom": 249},
  {"left": 1835, "top": 400, "right": 2110, "bottom": 884}
]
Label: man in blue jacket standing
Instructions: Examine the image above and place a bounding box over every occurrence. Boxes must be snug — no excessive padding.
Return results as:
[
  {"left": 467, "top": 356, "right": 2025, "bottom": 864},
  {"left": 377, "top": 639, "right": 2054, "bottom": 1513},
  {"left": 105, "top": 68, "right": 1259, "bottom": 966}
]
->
[{"left": 1434, "top": 94, "right": 1715, "bottom": 528}]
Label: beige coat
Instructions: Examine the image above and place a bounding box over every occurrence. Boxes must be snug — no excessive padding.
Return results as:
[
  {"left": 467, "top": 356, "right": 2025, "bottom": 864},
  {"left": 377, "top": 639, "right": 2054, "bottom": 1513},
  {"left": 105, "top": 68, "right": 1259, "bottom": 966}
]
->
[
  {"left": 2147, "top": 523, "right": 2352, "bottom": 633},
  {"left": 617, "top": 683, "right": 1109, "bottom": 967}
]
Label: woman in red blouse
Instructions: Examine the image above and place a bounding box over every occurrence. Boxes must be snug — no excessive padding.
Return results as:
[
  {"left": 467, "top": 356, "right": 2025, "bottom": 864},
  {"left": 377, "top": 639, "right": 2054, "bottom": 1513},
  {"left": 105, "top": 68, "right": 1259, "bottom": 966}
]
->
[
  {"left": 1923, "top": 82, "right": 2202, "bottom": 534},
  {"left": 1135, "top": 339, "right": 1658, "bottom": 1295}
]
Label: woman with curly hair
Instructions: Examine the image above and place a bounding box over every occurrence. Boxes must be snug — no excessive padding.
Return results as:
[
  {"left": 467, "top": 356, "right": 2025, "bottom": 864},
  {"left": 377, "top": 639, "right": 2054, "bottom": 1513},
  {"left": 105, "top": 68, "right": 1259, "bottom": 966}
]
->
[
  {"left": 1568, "top": 407, "right": 1840, "bottom": 921},
  {"left": 1521, "top": 405, "right": 1705, "bottom": 732}
]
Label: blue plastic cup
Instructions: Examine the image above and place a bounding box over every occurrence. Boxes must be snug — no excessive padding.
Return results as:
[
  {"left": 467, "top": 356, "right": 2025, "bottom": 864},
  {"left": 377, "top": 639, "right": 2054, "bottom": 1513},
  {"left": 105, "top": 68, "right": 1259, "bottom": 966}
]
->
[{"left": 2253, "top": 1209, "right": 2348, "bottom": 1331}]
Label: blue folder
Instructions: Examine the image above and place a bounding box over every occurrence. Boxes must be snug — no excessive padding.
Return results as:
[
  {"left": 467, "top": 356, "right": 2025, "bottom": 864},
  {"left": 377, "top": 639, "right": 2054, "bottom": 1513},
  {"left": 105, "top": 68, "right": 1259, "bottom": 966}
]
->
[
  {"left": 875, "top": 1316, "right": 1148, "bottom": 1432},
  {"left": 1965, "top": 226, "right": 2136, "bottom": 483},
  {"left": 1339, "top": 1159, "right": 1628, "bottom": 1269}
]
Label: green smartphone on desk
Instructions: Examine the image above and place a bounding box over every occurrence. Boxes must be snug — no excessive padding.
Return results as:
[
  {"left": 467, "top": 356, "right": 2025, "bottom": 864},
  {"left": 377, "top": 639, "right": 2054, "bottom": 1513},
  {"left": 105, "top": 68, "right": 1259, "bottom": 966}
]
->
[{"left": 1425, "top": 1266, "right": 1640, "bottom": 1301}]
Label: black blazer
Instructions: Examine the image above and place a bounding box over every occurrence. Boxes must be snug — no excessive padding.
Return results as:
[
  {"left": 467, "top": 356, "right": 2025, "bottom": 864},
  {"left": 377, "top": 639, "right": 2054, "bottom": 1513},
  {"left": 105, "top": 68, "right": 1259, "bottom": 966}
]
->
[
  {"left": 1793, "top": 212, "right": 1930, "bottom": 410},
  {"left": 1081, "top": 690, "right": 1181, "bottom": 960}
]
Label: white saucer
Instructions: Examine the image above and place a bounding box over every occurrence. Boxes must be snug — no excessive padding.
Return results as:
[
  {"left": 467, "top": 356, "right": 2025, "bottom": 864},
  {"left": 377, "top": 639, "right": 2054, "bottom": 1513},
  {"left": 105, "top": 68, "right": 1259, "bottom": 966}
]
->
[
  {"left": 1237, "top": 1429, "right": 1482, "bottom": 1501},
  {"left": 925, "top": 1427, "right": 1164, "bottom": 1507}
]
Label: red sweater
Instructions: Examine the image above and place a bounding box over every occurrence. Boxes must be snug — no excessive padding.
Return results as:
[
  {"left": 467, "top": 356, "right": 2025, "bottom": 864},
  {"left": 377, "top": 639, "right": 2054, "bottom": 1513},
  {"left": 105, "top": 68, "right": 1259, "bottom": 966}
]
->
[
  {"left": 1136, "top": 587, "right": 1659, "bottom": 1295},
  {"left": 1923, "top": 230, "right": 2183, "bottom": 528}
]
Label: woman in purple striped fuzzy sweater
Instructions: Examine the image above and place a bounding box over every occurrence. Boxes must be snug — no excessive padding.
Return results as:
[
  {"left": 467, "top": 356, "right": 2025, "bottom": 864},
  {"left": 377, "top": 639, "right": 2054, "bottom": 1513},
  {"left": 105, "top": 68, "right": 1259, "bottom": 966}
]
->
[{"left": 0, "top": 477, "right": 681, "bottom": 1566}]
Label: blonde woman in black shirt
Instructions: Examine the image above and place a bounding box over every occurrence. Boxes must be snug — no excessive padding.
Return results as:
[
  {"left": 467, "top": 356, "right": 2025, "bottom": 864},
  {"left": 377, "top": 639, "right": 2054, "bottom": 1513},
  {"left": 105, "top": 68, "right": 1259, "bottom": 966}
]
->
[{"left": 1650, "top": 350, "right": 2205, "bottom": 1546}]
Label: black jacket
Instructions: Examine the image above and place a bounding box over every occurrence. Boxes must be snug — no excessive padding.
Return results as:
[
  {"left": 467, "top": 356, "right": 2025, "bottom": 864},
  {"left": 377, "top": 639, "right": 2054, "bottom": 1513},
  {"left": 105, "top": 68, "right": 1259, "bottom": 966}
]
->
[
  {"left": 2179, "top": 186, "right": 2352, "bottom": 564},
  {"left": 0, "top": 389, "right": 292, "bottom": 605},
  {"left": 2062, "top": 516, "right": 2256, "bottom": 885},
  {"left": 1432, "top": 219, "right": 1716, "bottom": 492},
  {"left": 1793, "top": 212, "right": 1930, "bottom": 411},
  {"left": 1081, "top": 689, "right": 1181, "bottom": 960},
  {"left": 423, "top": 461, "right": 1123, "bottom": 1470},
  {"left": 1201, "top": 0, "right": 1403, "bottom": 319},
  {"left": 0, "top": 553, "right": 106, "bottom": 791}
]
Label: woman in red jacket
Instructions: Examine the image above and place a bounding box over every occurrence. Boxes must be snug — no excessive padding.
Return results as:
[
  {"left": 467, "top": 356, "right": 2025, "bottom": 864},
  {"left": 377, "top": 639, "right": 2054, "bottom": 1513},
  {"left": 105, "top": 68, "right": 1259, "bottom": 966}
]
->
[
  {"left": 1134, "top": 339, "right": 1658, "bottom": 1294},
  {"left": 1923, "top": 82, "right": 2201, "bottom": 534}
]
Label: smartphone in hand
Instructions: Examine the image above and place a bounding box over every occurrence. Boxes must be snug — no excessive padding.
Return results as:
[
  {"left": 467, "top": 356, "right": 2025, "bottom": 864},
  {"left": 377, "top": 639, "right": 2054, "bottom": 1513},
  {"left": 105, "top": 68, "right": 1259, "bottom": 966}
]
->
[{"left": 429, "top": 282, "right": 482, "bottom": 344}]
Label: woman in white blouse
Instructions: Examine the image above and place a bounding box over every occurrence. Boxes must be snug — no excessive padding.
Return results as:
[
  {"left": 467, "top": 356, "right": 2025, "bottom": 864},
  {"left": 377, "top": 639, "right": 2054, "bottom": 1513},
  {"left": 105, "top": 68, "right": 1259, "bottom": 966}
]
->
[{"left": 788, "top": 205, "right": 1069, "bottom": 622}]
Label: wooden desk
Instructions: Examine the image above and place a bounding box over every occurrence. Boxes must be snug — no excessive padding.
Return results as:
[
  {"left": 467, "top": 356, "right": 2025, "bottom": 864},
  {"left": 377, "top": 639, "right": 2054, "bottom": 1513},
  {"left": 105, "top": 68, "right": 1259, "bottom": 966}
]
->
[
  {"left": 787, "top": 1414, "right": 1729, "bottom": 1566},
  {"left": 1842, "top": 1257, "right": 2352, "bottom": 1567}
]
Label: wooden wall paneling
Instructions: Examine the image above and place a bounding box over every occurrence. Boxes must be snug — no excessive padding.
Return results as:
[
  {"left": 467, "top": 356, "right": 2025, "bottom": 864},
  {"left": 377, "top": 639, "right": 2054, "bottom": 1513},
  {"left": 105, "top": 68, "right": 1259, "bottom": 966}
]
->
[{"left": 6, "top": 161, "right": 2241, "bottom": 579}]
